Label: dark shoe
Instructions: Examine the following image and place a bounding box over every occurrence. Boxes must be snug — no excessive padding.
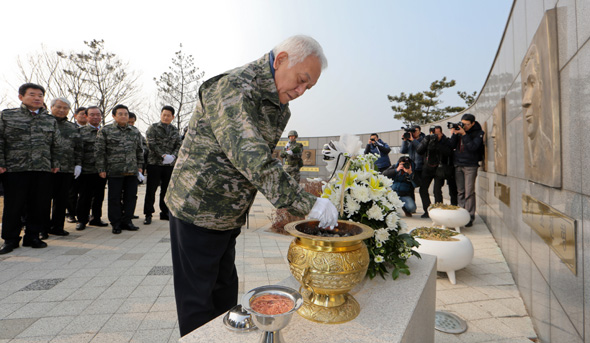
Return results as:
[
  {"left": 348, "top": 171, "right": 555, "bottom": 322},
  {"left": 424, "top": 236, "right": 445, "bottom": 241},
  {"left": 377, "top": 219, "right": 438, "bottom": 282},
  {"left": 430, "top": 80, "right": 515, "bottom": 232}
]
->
[
  {"left": 40, "top": 232, "right": 49, "bottom": 240},
  {"left": 76, "top": 223, "right": 87, "bottom": 231},
  {"left": 402, "top": 208, "right": 412, "bottom": 218},
  {"left": 22, "top": 237, "right": 48, "bottom": 249},
  {"left": 89, "top": 219, "right": 109, "bottom": 227},
  {"left": 49, "top": 229, "right": 70, "bottom": 236},
  {"left": 0, "top": 242, "right": 19, "bottom": 254},
  {"left": 122, "top": 223, "right": 139, "bottom": 231},
  {"left": 132, "top": 215, "right": 139, "bottom": 219},
  {"left": 465, "top": 220, "right": 473, "bottom": 228},
  {"left": 66, "top": 215, "right": 77, "bottom": 223},
  {"left": 159, "top": 213, "right": 169, "bottom": 221},
  {"left": 421, "top": 212, "right": 430, "bottom": 219},
  {"left": 144, "top": 216, "right": 152, "bottom": 225},
  {"left": 112, "top": 225, "right": 122, "bottom": 234}
]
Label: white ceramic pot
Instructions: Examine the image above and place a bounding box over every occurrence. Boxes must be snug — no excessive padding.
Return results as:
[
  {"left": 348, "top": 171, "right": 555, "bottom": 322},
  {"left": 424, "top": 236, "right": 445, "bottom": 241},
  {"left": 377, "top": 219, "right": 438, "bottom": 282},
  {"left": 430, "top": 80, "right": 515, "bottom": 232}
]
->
[
  {"left": 411, "top": 228, "right": 474, "bottom": 285},
  {"left": 428, "top": 207, "right": 471, "bottom": 233}
]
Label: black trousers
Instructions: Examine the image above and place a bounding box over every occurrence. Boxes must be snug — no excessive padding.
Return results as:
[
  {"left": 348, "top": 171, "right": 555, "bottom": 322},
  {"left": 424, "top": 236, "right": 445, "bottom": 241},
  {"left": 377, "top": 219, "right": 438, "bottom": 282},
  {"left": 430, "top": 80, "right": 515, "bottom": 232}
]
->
[
  {"left": 1, "top": 171, "right": 53, "bottom": 243},
  {"left": 170, "top": 214, "right": 240, "bottom": 336},
  {"left": 66, "top": 177, "right": 81, "bottom": 217},
  {"left": 76, "top": 173, "right": 107, "bottom": 224},
  {"left": 143, "top": 165, "right": 173, "bottom": 216},
  {"left": 50, "top": 172, "right": 74, "bottom": 231},
  {"left": 107, "top": 176, "right": 138, "bottom": 227}
]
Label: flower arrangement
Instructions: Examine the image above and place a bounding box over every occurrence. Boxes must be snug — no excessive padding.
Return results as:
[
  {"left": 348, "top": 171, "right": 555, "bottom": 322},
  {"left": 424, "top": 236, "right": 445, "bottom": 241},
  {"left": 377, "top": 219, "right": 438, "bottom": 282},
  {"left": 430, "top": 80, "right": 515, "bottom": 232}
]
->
[
  {"left": 428, "top": 203, "right": 461, "bottom": 210},
  {"left": 411, "top": 227, "right": 460, "bottom": 241},
  {"left": 321, "top": 135, "right": 420, "bottom": 280}
]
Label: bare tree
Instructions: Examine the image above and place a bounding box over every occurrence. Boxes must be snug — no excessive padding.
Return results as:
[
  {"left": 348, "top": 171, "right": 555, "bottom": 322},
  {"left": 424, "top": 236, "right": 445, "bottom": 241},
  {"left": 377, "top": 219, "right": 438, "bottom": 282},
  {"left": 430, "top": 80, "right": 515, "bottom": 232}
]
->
[
  {"left": 154, "top": 44, "right": 205, "bottom": 130},
  {"left": 15, "top": 45, "right": 93, "bottom": 113},
  {"left": 59, "top": 39, "right": 142, "bottom": 125}
]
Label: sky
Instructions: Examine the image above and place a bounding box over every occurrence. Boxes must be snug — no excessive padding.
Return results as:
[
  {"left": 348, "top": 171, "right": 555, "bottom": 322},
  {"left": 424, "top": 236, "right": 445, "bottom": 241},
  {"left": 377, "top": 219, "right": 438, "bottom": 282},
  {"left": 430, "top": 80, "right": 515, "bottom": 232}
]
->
[{"left": 0, "top": 0, "right": 513, "bottom": 137}]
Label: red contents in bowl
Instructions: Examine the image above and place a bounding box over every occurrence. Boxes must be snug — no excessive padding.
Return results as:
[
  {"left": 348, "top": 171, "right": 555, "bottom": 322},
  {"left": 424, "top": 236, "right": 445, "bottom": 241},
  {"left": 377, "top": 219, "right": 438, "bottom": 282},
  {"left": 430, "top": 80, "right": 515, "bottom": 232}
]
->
[{"left": 250, "top": 294, "right": 294, "bottom": 315}]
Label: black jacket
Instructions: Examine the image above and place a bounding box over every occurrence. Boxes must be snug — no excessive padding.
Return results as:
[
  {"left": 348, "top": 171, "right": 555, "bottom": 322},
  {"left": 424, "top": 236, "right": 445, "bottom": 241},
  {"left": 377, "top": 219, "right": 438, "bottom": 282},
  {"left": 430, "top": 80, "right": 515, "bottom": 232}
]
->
[
  {"left": 448, "top": 121, "right": 485, "bottom": 167},
  {"left": 417, "top": 134, "right": 453, "bottom": 176}
]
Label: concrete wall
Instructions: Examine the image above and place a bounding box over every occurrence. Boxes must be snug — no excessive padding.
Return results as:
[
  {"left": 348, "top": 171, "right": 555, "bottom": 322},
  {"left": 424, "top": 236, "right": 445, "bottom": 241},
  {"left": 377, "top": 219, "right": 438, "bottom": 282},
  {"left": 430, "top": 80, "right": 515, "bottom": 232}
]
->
[{"left": 284, "top": 0, "right": 590, "bottom": 341}]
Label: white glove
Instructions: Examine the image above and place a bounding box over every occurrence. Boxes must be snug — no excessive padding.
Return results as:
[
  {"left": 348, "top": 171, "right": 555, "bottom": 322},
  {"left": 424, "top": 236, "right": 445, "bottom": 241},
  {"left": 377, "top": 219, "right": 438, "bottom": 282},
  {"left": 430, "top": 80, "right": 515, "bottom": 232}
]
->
[
  {"left": 162, "top": 154, "right": 175, "bottom": 165},
  {"left": 137, "top": 172, "right": 145, "bottom": 182},
  {"left": 74, "top": 165, "right": 82, "bottom": 179},
  {"left": 286, "top": 150, "right": 293, "bottom": 155},
  {"left": 307, "top": 198, "right": 339, "bottom": 229}
]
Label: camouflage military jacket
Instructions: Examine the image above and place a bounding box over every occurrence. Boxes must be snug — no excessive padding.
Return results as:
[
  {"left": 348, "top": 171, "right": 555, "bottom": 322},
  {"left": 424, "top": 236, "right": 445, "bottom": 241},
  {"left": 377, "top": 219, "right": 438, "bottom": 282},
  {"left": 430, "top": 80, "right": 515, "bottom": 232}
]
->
[
  {"left": 280, "top": 141, "right": 303, "bottom": 167},
  {"left": 95, "top": 123, "right": 144, "bottom": 177},
  {"left": 165, "top": 53, "right": 316, "bottom": 230},
  {"left": 0, "top": 104, "right": 61, "bottom": 172},
  {"left": 54, "top": 117, "right": 82, "bottom": 173},
  {"left": 79, "top": 125, "right": 101, "bottom": 174},
  {"left": 146, "top": 122, "right": 182, "bottom": 166}
]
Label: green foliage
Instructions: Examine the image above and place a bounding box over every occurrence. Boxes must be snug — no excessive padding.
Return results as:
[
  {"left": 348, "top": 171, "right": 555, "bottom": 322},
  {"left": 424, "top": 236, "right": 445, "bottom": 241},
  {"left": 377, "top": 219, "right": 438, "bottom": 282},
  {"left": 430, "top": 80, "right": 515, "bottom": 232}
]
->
[{"left": 387, "top": 77, "right": 477, "bottom": 126}]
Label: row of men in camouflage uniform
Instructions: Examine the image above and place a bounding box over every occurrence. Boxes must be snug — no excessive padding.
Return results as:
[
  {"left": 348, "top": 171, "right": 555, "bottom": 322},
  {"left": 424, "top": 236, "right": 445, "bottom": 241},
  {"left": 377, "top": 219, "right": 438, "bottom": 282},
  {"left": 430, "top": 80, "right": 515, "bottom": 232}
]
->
[{"left": 0, "top": 83, "right": 182, "bottom": 254}]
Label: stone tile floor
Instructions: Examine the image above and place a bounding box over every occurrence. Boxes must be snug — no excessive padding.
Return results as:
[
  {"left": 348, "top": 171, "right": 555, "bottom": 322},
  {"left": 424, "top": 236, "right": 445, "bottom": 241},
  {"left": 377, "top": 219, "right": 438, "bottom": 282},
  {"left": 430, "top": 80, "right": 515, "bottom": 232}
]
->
[{"left": 0, "top": 186, "right": 537, "bottom": 342}]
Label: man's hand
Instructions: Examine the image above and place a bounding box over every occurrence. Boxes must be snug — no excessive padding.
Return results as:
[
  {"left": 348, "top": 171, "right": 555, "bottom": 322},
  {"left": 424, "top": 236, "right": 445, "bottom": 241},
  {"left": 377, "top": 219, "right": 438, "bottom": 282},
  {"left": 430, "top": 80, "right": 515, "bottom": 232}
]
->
[
  {"left": 51, "top": 168, "right": 59, "bottom": 173},
  {"left": 99, "top": 172, "right": 106, "bottom": 178},
  {"left": 307, "top": 198, "right": 338, "bottom": 228},
  {"left": 137, "top": 172, "right": 145, "bottom": 183},
  {"left": 0, "top": 167, "right": 6, "bottom": 174},
  {"left": 162, "top": 154, "right": 175, "bottom": 165},
  {"left": 74, "top": 166, "right": 82, "bottom": 179},
  {"left": 286, "top": 150, "right": 293, "bottom": 155}
]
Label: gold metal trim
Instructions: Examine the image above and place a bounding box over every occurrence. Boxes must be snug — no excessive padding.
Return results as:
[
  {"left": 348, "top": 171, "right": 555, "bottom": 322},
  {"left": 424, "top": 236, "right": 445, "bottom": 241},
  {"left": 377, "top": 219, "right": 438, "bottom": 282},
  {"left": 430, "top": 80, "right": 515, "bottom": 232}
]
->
[{"left": 522, "top": 194, "right": 576, "bottom": 274}]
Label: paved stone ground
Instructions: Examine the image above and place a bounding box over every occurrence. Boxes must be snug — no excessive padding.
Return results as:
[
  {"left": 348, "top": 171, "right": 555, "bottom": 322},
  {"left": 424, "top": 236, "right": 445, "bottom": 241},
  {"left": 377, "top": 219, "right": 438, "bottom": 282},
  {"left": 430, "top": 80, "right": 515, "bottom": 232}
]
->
[{"left": 0, "top": 186, "right": 537, "bottom": 342}]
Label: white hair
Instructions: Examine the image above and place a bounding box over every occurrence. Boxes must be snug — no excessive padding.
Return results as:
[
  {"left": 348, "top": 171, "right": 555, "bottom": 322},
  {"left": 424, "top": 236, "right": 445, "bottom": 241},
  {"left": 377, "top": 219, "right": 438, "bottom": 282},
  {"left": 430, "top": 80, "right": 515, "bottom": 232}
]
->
[
  {"left": 51, "top": 97, "right": 71, "bottom": 108},
  {"left": 272, "top": 35, "right": 328, "bottom": 70}
]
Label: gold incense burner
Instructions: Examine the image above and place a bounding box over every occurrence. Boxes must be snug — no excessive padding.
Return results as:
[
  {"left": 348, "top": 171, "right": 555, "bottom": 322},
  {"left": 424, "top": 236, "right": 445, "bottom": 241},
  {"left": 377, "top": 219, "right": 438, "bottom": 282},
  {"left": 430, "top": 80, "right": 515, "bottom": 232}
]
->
[{"left": 285, "top": 220, "right": 374, "bottom": 324}]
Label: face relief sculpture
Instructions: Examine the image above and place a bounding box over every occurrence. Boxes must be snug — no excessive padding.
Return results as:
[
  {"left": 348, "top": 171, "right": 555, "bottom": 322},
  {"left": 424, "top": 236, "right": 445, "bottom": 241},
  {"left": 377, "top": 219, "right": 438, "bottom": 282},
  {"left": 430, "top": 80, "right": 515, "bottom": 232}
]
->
[
  {"left": 520, "top": 9, "right": 561, "bottom": 188},
  {"left": 491, "top": 98, "right": 506, "bottom": 175}
]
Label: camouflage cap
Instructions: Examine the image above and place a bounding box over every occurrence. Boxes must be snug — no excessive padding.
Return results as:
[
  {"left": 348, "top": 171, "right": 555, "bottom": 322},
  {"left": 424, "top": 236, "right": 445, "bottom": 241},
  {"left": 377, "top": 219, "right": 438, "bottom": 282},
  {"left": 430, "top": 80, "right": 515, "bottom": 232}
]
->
[{"left": 288, "top": 130, "right": 298, "bottom": 137}]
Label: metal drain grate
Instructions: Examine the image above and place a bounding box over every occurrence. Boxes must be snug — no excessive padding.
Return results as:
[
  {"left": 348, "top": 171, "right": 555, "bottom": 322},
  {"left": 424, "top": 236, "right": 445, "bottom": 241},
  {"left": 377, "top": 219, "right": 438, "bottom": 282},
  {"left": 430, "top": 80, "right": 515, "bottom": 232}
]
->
[{"left": 435, "top": 311, "right": 467, "bottom": 334}]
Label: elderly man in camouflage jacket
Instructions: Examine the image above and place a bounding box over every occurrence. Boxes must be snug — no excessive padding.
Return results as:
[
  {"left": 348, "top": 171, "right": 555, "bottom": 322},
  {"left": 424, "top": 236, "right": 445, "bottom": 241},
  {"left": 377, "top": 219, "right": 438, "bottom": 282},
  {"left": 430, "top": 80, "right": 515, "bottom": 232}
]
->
[
  {"left": 43, "top": 98, "right": 83, "bottom": 238},
  {"left": 0, "top": 83, "right": 61, "bottom": 254},
  {"left": 280, "top": 129, "right": 304, "bottom": 182},
  {"left": 143, "top": 106, "right": 181, "bottom": 225},
  {"left": 95, "top": 104, "right": 144, "bottom": 234},
  {"left": 75, "top": 106, "right": 109, "bottom": 231},
  {"left": 165, "top": 35, "right": 338, "bottom": 336}
]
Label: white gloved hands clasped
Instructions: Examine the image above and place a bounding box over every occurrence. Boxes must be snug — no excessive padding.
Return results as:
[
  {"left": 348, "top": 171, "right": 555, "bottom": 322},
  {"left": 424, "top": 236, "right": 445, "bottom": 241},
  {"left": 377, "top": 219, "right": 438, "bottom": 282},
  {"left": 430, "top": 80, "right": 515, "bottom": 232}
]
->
[
  {"left": 286, "top": 150, "right": 293, "bottom": 155},
  {"left": 74, "top": 165, "right": 82, "bottom": 179},
  {"left": 162, "top": 154, "right": 175, "bottom": 165},
  {"left": 307, "top": 198, "right": 339, "bottom": 229},
  {"left": 137, "top": 172, "right": 145, "bottom": 182}
]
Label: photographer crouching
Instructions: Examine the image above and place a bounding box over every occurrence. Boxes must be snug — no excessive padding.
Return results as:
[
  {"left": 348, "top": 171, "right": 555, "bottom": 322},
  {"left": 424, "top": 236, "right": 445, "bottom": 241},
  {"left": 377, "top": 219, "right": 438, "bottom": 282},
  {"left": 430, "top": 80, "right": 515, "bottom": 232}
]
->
[
  {"left": 417, "top": 126, "right": 457, "bottom": 213},
  {"left": 447, "top": 113, "right": 485, "bottom": 227},
  {"left": 363, "top": 133, "right": 391, "bottom": 173},
  {"left": 383, "top": 156, "right": 416, "bottom": 217},
  {"left": 400, "top": 125, "right": 428, "bottom": 217}
]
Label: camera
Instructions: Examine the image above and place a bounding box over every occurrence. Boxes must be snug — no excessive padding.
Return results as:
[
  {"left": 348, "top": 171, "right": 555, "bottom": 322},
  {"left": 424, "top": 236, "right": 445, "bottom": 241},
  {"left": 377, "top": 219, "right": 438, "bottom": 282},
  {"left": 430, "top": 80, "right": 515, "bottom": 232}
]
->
[
  {"left": 370, "top": 138, "right": 376, "bottom": 142},
  {"left": 447, "top": 121, "right": 464, "bottom": 130},
  {"left": 429, "top": 126, "right": 436, "bottom": 134},
  {"left": 402, "top": 162, "right": 410, "bottom": 169},
  {"left": 401, "top": 126, "right": 416, "bottom": 140}
]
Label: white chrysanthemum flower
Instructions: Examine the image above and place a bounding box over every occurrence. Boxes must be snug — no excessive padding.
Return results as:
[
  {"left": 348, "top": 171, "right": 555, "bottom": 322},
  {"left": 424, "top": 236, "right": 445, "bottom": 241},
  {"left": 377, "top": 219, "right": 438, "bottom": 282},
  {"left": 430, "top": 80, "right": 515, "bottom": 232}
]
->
[
  {"left": 374, "top": 255, "right": 384, "bottom": 263},
  {"left": 367, "top": 203, "right": 385, "bottom": 221},
  {"left": 344, "top": 195, "right": 361, "bottom": 216},
  {"left": 376, "top": 241, "right": 383, "bottom": 248},
  {"left": 374, "top": 228, "right": 390, "bottom": 243},
  {"left": 386, "top": 212, "right": 400, "bottom": 229},
  {"left": 399, "top": 220, "right": 408, "bottom": 230},
  {"left": 351, "top": 183, "right": 371, "bottom": 203},
  {"left": 356, "top": 170, "right": 372, "bottom": 182},
  {"left": 378, "top": 174, "right": 393, "bottom": 188}
]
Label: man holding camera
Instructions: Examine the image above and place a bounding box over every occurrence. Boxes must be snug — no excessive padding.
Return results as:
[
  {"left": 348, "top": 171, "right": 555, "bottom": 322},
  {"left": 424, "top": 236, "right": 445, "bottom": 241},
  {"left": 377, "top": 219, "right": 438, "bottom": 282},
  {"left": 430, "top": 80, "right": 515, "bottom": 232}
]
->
[
  {"left": 400, "top": 125, "right": 428, "bottom": 217},
  {"left": 364, "top": 133, "right": 391, "bottom": 173},
  {"left": 383, "top": 156, "right": 416, "bottom": 216},
  {"left": 417, "top": 126, "right": 457, "bottom": 213},
  {"left": 448, "top": 113, "right": 484, "bottom": 227}
]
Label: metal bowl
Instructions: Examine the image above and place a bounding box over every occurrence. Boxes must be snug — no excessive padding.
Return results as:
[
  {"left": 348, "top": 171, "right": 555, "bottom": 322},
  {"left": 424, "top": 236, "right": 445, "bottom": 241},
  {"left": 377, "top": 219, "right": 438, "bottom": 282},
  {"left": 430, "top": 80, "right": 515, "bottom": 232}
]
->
[
  {"left": 241, "top": 285, "right": 303, "bottom": 333},
  {"left": 223, "top": 304, "right": 257, "bottom": 332}
]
